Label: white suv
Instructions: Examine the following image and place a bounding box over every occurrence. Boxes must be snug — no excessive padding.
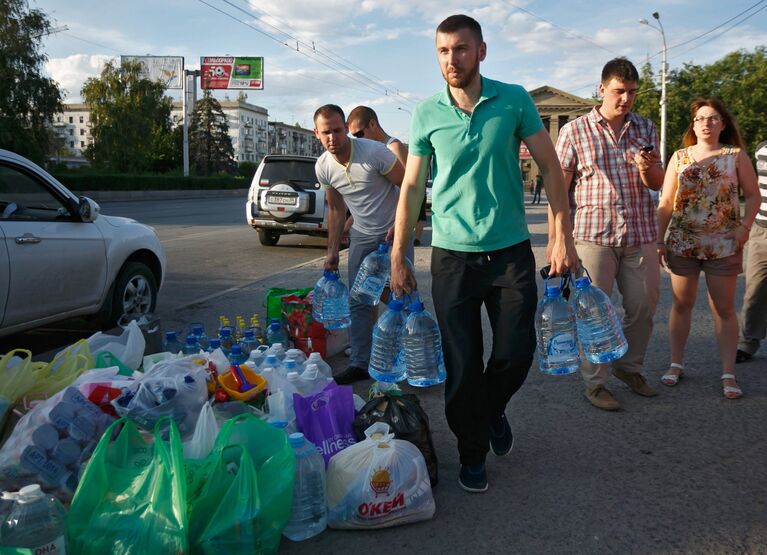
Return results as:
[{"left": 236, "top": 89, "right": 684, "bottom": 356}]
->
[
  {"left": 245, "top": 155, "right": 327, "bottom": 246},
  {"left": 0, "top": 149, "right": 166, "bottom": 337}
]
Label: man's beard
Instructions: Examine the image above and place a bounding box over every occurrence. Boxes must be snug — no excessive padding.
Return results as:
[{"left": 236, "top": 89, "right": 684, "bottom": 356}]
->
[{"left": 443, "top": 62, "right": 479, "bottom": 88}]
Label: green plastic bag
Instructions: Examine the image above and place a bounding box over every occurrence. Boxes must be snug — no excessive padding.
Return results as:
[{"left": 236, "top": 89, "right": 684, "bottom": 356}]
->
[
  {"left": 187, "top": 414, "right": 295, "bottom": 554},
  {"left": 67, "top": 417, "right": 188, "bottom": 555},
  {"left": 264, "top": 287, "right": 312, "bottom": 322}
]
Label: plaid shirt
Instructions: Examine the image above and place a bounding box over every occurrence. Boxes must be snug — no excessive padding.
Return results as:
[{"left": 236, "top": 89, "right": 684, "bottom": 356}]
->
[{"left": 556, "top": 107, "right": 658, "bottom": 247}]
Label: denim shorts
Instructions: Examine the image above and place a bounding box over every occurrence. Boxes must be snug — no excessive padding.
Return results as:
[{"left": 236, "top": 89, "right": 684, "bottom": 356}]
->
[{"left": 666, "top": 251, "right": 743, "bottom": 276}]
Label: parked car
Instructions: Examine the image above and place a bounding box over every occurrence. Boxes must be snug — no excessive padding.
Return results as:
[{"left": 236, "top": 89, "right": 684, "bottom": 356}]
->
[
  {"left": 425, "top": 179, "right": 433, "bottom": 208},
  {"left": 0, "top": 149, "right": 165, "bottom": 337},
  {"left": 245, "top": 155, "right": 326, "bottom": 246}
]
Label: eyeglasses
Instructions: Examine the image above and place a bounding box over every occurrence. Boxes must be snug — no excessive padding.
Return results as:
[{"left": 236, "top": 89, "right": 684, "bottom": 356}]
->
[
  {"left": 693, "top": 116, "right": 722, "bottom": 124},
  {"left": 351, "top": 130, "right": 366, "bottom": 138}
]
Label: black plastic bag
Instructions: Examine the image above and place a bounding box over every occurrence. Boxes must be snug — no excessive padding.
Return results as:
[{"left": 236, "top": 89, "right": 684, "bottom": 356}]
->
[{"left": 353, "top": 393, "right": 438, "bottom": 486}]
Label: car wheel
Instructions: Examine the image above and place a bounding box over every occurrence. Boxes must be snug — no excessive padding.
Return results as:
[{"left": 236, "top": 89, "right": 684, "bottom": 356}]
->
[
  {"left": 104, "top": 262, "right": 158, "bottom": 327},
  {"left": 258, "top": 229, "right": 280, "bottom": 246}
]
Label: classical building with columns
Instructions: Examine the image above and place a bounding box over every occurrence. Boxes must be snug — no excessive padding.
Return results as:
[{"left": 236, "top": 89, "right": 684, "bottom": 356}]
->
[{"left": 521, "top": 86, "right": 597, "bottom": 183}]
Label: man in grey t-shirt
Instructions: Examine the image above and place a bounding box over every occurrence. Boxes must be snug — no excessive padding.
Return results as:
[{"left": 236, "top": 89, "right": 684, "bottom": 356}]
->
[{"left": 313, "top": 104, "right": 405, "bottom": 384}]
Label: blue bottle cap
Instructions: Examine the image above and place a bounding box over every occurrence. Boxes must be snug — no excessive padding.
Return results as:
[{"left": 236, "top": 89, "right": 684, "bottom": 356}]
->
[
  {"left": 185, "top": 334, "right": 197, "bottom": 344},
  {"left": 408, "top": 301, "right": 425, "bottom": 312},
  {"left": 545, "top": 286, "right": 562, "bottom": 297},
  {"left": 575, "top": 277, "right": 591, "bottom": 289},
  {"left": 270, "top": 321, "right": 281, "bottom": 330},
  {"left": 388, "top": 299, "right": 404, "bottom": 311},
  {"left": 220, "top": 328, "right": 232, "bottom": 337},
  {"left": 377, "top": 243, "right": 389, "bottom": 253},
  {"left": 165, "top": 330, "right": 177, "bottom": 340},
  {"left": 288, "top": 432, "right": 304, "bottom": 446},
  {"left": 191, "top": 324, "right": 203, "bottom": 334},
  {"left": 210, "top": 338, "right": 221, "bottom": 347},
  {"left": 231, "top": 344, "right": 242, "bottom": 355},
  {"left": 324, "top": 270, "right": 339, "bottom": 281},
  {"left": 244, "top": 329, "right": 255, "bottom": 338}
]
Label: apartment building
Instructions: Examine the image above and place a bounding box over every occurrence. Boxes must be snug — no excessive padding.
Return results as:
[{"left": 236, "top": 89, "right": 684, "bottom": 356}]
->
[
  {"left": 267, "top": 121, "right": 323, "bottom": 158},
  {"left": 52, "top": 104, "right": 93, "bottom": 157}
]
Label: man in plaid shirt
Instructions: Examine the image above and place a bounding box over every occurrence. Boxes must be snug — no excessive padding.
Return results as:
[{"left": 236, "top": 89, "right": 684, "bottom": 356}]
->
[{"left": 552, "top": 58, "right": 664, "bottom": 411}]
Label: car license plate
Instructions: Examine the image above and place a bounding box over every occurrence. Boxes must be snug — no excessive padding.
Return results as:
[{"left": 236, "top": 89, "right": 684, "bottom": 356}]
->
[{"left": 267, "top": 194, "right": 296, "bottom": 205}]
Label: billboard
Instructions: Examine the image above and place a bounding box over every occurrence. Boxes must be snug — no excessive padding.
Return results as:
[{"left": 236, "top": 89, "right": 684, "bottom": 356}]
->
[
  {"left": 201, "top": 57, "right": 263, "bottom": 90},
  {"left": 121, "top": 55, "right": 184, "bottom": 89},
  {"left": 519, "top": 143, "right": 532, "bottom": 160}
]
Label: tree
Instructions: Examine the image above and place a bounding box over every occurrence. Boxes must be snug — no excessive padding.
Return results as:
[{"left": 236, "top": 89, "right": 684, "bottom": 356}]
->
[
  {"left": 632, "top": 61, "right": 661, "bottom": 126},
  {"left": 81, "top": 60, "right": 175, "bottom": 172},
  {"left": 189, "top": 91, "right": 235, "bottom": 175},
  {"left": 0, "top": 0, "right": 63, "bottom": 163}
]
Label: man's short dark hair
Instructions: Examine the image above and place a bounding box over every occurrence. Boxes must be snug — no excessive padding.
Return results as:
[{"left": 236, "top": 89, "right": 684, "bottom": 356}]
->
[
  {"left": 436, "top": 14, "right": 483, "bottom": 44},
  {"left": 601, "top": 58, "right": 639, "bottom": 84},
  {"left": 313, "top": 104, "right": 345, "bottom": 124},
  {"left": 347, "top": 106, "right": 378, "bottom": 128}
]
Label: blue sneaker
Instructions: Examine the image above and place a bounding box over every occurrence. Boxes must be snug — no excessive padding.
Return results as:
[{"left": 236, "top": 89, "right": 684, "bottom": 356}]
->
[
  {"left": 459, "top": 463, "right": 488, "bottom": 493},
  {"left": 489, "top": 414, "right": 514, "bottom": 456}
]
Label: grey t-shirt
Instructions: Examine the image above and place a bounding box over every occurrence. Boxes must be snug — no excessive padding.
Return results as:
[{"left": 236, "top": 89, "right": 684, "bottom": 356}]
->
[{"left": 316, "top": 137, "right": 399, "bottom": 236}]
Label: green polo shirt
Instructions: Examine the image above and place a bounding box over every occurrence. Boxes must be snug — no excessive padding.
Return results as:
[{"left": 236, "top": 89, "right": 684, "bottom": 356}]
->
[{"left": 410, "top": 76, "right": 543, "bottom": 252}]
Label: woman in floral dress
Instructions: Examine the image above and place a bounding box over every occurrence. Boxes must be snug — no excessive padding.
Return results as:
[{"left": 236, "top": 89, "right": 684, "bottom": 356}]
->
[{"left": 657, "top": 99, "right": 759, "bottom": 398}]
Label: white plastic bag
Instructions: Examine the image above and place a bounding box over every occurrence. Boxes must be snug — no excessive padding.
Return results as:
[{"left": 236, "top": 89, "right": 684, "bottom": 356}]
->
[
  {"left": 326, "top": 422, "right": 435, "bottom": 529},
  {"left": 183, "top": 402, "right": 219, "bottom": 460},
  {"left": 87, "top": 320, "right": 145, "bottom": 371}
]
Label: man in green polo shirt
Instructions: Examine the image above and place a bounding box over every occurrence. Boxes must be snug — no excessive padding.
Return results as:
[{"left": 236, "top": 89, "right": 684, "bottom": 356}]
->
[{"left": 390, "top": 14, "right": 578, "bottom": 493}]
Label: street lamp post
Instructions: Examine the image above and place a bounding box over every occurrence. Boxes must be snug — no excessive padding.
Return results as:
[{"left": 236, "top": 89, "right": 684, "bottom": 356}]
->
[{"left": 640, "top": 12, "right": 667, "bottom": 166}]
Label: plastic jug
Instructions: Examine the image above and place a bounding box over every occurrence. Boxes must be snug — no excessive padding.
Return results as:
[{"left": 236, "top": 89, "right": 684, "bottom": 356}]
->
[
  {"left": 572, "top": 275, "right": 629, "bottom": 363},
  {"left": 0, "top": 484, "right": 68, "bottom": 553},
  {"left": 350, "top": 243, "right": 390, "bottom": 306},
  {"left": 535, "top": 283, "right": 580, "bottom": 375},
  {"left": 402, "top": 299, "right": 446, "bottom": 387},
  {"left": 369, "top": 298, "right": 407, "bottom": 382}
]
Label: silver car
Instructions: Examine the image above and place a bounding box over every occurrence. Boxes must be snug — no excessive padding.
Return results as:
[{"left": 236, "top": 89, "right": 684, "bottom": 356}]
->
[{"left": 0, "top": 149, "right": 165, "bottom": 337}]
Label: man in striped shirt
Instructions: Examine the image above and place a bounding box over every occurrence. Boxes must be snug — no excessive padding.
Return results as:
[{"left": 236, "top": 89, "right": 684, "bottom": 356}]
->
[
  {"left": 736, "top": 140, "right": 767, "bottom": 363},
  {"left": 552, "top": 58, "right": 664, "bottom": 411}
]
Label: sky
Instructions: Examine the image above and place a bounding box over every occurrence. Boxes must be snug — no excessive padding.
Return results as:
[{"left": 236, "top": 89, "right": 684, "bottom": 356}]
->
[{"left": 35, "top": 0, "right": 767, "bottom": 142}]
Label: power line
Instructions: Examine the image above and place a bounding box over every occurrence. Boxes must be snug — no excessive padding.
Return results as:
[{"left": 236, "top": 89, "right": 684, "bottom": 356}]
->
[{"left": 665, "top": 0, "right": 767, "bottom": 53}]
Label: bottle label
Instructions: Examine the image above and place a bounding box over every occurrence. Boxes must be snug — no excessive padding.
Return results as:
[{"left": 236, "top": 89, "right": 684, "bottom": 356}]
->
[
  {"left": 547, "top": 332, "right": 577, "bottom": 363},
  {"left": 358, "top": 276, "right": 384, "bottom": 297},
  {"left": 4, "top": 535, "right": 67, "bottom": 554}
]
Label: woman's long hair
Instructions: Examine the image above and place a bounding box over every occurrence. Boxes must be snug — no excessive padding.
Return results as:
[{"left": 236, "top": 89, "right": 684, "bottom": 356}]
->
[{"left": 682, "top": 98, "right": 746, "bottom": 149}]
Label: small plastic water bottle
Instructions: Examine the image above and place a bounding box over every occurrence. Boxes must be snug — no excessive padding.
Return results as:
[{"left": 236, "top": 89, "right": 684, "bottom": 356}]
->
[
  {"left": 266, "top": 319, "right": 289, "bottom": 347},
  {"left": 402, "top": 299, "right": 446, "bottom": 387},
  {"left": 369, "top": 298, "right": 407, "bottom": 382},
  {"left": 0, "top": 484, "right": 68, "bottom": 553},
  {"left": 350, "top": 243, "right": 390, "bottom": 306},
  {"left": 572, "top": 276, "right": 629, "bottom": 363},
  {"left": 303, "top": 352, "right": 332, "bottom": 380},
  {"left": 283, "top": 433, "right": 327, "bottom": 541},
  {"left": 206, "top": 337, "right": 222, "bottom": 353},
  {"left": 535, "top": 284, "right": 580, "bottom": 375},
  {"left": 313, "top": 270, "right": 351, "bottom": 329},
  {"left": 240, "top": 329, "right": 260, "bottom": 356},
  {"left": 190, "top": 323, "right": 209, "bottom": 349},
  {"left": 219, "top": 326, "right": 235, "bottom": 355},
  {"left": 163, "top": 330, "right": 183, "bottom": 354},
  {"left": 182, "top": 334, "right": 201, "bottom": 355}
]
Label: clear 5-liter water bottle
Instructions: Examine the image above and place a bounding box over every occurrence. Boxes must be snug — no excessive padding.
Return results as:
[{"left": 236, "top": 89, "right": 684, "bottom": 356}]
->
[
  {"left": 350, "top": 243, "right": 391, "bottom": 306},
  {"left": 163, "top": 330, "right": 183, "bottom": 354},
  {"left": 285, "top": 348, "right": 308, "bottom": 365},
  {"left": 0, "top": 484, "right": 68, "bottom": 554},
  {"left": 368, "top": 298, "right": 407, "bottom": 382},
  {"left": 572, "top": 276, "right": 628, "bottom": 363},
  {"left": 315, "top": 271, "right": 351, "bottom": 329},
  {"left": 535, "top": 285, "right": 580, "bottom": 375},
  {"left": 303, "top": 352, "right": 333, "bottom": 380},
  {"left": 402, "top": 300, "right": 446, "bottom": 387},
  {"left": 283, "top": 433, "right": 327, "bottom": 541}
]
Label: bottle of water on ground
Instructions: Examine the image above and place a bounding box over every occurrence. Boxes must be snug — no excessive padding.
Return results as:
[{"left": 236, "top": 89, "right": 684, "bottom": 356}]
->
[
  {"left": 163, "top": 330, "right": 183, "bottom": 354},
  {"left": 218, "top": 326, "right": 235, "bottom": 355},
  {"left": 303, "top": 352, "right": 332, "bottom": 380},
  {"left": 313, "top": 271, "right": 351, "bottom": 329},
  {"left": 402, "top": 299, "right": 446, "bottom": 387},
  {"left": 0, "top": 484, "right": 68, "bottom": 554},
  {"left": 240, "top": 329, "right": 260, "bottom": 356},
  {"left": 190, "top": 323, "right": 209, "bottom": 350},
  {"left": 283, "top": 433, "right": 327, "bottom": 541},
  {"left": 285, "top": 348, "right": 308, "bottom": 365},
  {"left": 182, "top": 334, "right": 202, "bottom": 355},
  {"left": 266, "top": 319, "right": 289, "bottom": 347},
  {"left": 572, "top": 276, "right": 628, "bottom": 363},
  {"left": 350, "top": 243, "right": 390, "bottom": 306},
  {"left": 206, "top": 338, "right": 222, "bottom": 353},
  {"left": 535, "top": 284, "right": 580, "bottom": 375},
  {"left": 298, "top": 364, "right": 333, "bottom": 395},
  {"left": 369, "top": 298, "right": 407, "bottom": 382}
]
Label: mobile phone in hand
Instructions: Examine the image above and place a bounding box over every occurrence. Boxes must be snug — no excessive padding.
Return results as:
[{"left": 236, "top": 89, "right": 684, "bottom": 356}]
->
[{"left": 640, "top": 145, "right": 654, "bottom": 153}]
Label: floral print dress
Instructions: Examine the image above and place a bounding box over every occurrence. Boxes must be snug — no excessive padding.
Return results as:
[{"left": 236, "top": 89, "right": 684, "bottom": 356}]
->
[{"left": 666, "top": 145, "right": 741, "bottom": 260}]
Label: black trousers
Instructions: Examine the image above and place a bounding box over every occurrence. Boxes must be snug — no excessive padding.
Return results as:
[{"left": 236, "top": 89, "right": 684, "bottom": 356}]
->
[{"left": 431, "top": 241, "right": 538, "bottom": 465}]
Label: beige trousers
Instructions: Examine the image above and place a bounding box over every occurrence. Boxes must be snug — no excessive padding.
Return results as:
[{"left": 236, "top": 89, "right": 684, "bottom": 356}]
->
[
  {"left": 738, "top": 225, "right": 767, "bottom": 354},
  {"left": 574, "top": 240, "right": 660, "bottom": 389}
]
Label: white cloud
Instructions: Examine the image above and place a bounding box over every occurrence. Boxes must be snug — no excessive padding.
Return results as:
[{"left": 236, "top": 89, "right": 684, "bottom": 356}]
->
[{"left": 45, "top": 54, "right": 115, "bottom": 101}]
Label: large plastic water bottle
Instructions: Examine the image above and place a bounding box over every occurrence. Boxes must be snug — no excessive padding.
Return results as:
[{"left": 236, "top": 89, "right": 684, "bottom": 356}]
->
[
  {"left": 266, "top": 319, "right": 289, "bottom": 347},
  {"left": 285, "top": 348, "right": 308, "bottom": 365},
  {"left": 0, "top": 484, "right": 68, "bottom": 553},
  {"left": 163, "top": 330, "right": 183, "bottom": 354},
  {"left": 572, "top": 276, "right": 629, "bottom": 363},
  {"left": 296, "top": 364, "right": 332, "bottom": 396},
  {"left": 535, "top": 284, "right": 580, "bottom": 375},
  {"left": 303, "top": 352, "right": 332, "bottom": 380},
  {"left": 350, "top": 243, "right": 390, "bottom": 306},
  {"left": 368, "top": 298, "right": 407, "bottom": 383},
  {"left": 402, "top": 300, "right": 446, "bottom": 387},
  {"left": 279, "top": 358, "right": 302, "bottom": 378},
  {"left": 266, "top": 342, "right": 287, "bottom": 361},
  {"left": 283, "top": 433, "right": 327, "bottom": 541},
  {"left": 313, "top": 271, "right": 351, "bottom": 329}
]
